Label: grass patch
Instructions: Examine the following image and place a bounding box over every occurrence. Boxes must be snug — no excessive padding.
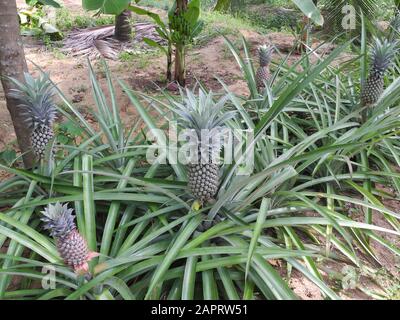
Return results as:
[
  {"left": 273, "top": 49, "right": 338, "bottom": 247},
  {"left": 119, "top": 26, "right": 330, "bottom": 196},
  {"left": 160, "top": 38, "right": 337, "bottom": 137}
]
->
[
  {"left": 56, "top": 7, "right": 114, "bottom": 31},
  {"left": 240, "top": 6, "right": 299, "bottom": 32},
  {"left": 118, "top": 49, "right": 163, "bottom": 70},
  {"left": 138, "top": 0, "right": 173, "bottom": 10},
  {"left": 196, "top": 11, "right": 264, "bottom": 46}
]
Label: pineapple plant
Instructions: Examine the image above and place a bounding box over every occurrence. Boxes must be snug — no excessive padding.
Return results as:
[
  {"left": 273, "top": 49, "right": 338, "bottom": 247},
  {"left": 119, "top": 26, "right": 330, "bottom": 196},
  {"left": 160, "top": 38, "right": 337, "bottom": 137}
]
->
[
  {"left": 41, "top": 203, "right": 98, "bottom": 274},
  {"left": 389, "top": 10, "right": 400, "bottom": 41},
  {"left": 174, "top": 89, "right": 235, "bottom": 204},
  {"left": 361, "top": 38, "right": 398, "bottom": 107},
  {"left": 256, "top": 44, "right": 274, "bottom": 92},
  {"left": 9, "top": 73, "right": 57, "bottom": 159}
]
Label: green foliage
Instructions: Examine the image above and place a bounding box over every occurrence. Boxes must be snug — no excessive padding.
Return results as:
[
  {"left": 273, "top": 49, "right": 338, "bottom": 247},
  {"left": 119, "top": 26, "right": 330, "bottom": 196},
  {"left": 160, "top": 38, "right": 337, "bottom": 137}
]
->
[
  {"left": 169, "top": 0, "right": 204, "bottom": 45},
  {"left": 292, "top": 0, "right": 323, "bottom": 25},
  {"left": 243, "top": 8, "right": 299, "bottom": 32},
  {"left": 214, "top": 0, "right": 231, "bottom": 11},
  {"left": 19, "top": 6, "right": 62, "bottom": 39},
  {"left": 118, "top": 51, "right": 136, "bottom": 62},
  {"left": 0, "top": 149, "right": 17, "bottom": 167},
  {"left": 131, "top": 0, "right": 204, "bottom": 47},
  {"left": 55, "top": 120, "right": 84, "bottom": 146},
  {"left": 215, "top": 0, "right": 323, "bottom": 25},
  {"left": 322, "top": 0, "right": 379, "bottom": 32},
  {"left": 82, "top": 0, "right": 131, "bottom": 15},
  {"left": 139, "top": 0, "right": 173, "bottom": 10},
  {"left": 26, "top": 0, "right": 61, "bottom": 8},
  {"left": 1, "top": 28, "right": 400, "bottom": 299},
  {"left": 197, "top": 11, "right": 262, "bottom": 45},
  {"left": 2, "top": 14, "right": 400, "bottom": 299},
  {"left": 55, "top": 8, "right": 114, "bottom": 31},
  {"left": 82, "top": 0, "right": 141, "bottom": 15},
  {"left": 130, "top": 0, "right": 203, "bottom": 83},
  {"left": 129, "top": 5, "right": 173, "bottom": 79},
  {"left": 118, "top": 50, "right": 162, "bottom": 70}
]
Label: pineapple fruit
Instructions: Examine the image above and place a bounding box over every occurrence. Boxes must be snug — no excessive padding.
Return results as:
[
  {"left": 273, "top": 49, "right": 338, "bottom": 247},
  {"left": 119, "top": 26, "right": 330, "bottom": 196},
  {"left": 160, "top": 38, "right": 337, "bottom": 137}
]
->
[
  {"left": 256, "top": 44, "right": 274, "bottom": 92},
  {"left": 41, "top": 203, "right": 98, "bottom": 274},
  {"left": 175, "top": 89, "right": 235, "bottom": 204},
  {"left": 361, "top": 38, "right": 398, "bottom": 107},
  {"left": 9, "top": 73, "right": 57, "bottom": 159}
]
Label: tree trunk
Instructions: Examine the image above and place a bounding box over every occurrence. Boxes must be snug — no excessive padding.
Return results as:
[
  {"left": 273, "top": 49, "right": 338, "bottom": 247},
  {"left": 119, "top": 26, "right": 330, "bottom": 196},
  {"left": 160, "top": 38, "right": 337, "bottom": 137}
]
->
[
  {"left": 174, "top": 44, "right": 185, "bottom": 86},
  {"left": 176, "top": 0, "right": 188, "bottom": 11},
  {"left": 167, "top": 44, "right": 172, "bottom": 82},
  {"left": 174, "top": 0, "right": 188, "bottom": 86},
  {"left": 0, "top": 0, "right": 34, "bottom": 168},
  {"left": 114, "top": 9, "right": 132, "bottom": 42}
]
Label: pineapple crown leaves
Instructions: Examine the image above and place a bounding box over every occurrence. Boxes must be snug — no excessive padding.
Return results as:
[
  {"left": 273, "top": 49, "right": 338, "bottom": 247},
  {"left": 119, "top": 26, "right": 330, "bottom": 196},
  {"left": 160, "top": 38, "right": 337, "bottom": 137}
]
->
[
  {"left": 173, "top": 88, "right": 236, "bottom": 137},
  {"left": 258, "top": 44, "right": 274, "bottom": 67},
  {"left": 41, "top": 202, "right": 76, "bottom": 238},
  {"left": 8, "top": 72, "right": 57, "bottom": 129},
  {"left": 369, "top": 38, "right": 399, "bottom": 77},
  {"left": 172, "top": 88, "right": 236, "bottom": 162}
]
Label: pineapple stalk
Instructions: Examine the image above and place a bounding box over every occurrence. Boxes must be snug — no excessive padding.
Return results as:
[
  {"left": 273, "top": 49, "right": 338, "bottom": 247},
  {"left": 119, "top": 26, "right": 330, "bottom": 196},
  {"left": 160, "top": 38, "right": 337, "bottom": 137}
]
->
[
  {"left": 41, "top": 203, "right": 98, "bottom": 274},
  {"left": 359, "top": 38, "right": 397, "bottom": 242}
]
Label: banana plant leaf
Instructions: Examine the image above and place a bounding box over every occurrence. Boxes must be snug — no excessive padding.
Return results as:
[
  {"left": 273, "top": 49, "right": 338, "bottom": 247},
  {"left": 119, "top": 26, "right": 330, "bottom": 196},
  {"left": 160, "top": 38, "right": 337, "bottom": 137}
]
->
[
  {"left": 82, "top": 0, "right": 140, "bottom": 15},
  {"left": 19, "top": 9, "right": 62, "bottom": 39},
  {"left": 26, "top": 0, "right": 61, "bottom": 8},
  {"left": 292, "top": 0, "right": 324, "bottom": 26}
]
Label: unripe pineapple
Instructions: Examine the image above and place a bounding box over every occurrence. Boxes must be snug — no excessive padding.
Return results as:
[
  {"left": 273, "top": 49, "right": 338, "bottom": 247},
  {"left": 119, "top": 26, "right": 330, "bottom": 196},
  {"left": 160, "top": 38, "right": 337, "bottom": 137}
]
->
[
  {"left": 256, "top": 45, "right": 274, "bottom": 92},
  {"left": 361, "top": 38, "right": 398, "bottom": 107},
  {"left": 9, "top": 73, "right": 57, "bottom": 159},
  {"left": 174, "top": 89, "right": 235, "bottom": 204},
  {"left": 187, "top": 161, "right": 219, "bottom": 204},
  {"left": 41, "top": 203, "right": 98, "bottom": 274}
]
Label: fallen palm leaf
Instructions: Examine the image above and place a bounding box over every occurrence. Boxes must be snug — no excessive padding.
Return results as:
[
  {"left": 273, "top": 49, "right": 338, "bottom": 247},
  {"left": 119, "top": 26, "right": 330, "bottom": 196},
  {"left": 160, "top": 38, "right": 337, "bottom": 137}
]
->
[{"left": 62, "top": 22, "right": 165, "bottom": 60}]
